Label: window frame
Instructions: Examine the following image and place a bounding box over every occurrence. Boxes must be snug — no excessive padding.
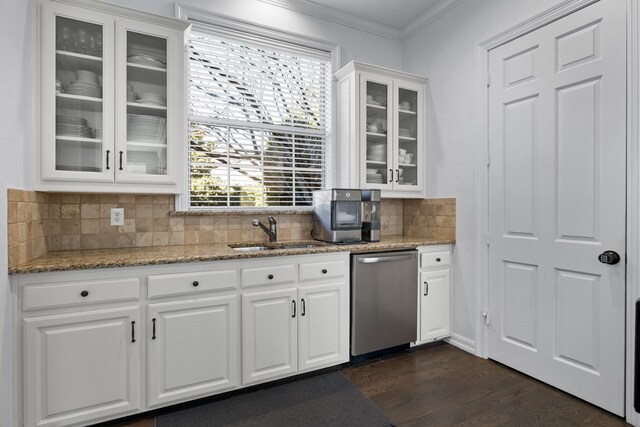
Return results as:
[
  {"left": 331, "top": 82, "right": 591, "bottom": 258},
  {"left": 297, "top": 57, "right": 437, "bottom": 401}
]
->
[{"left": 175, "top": 5, "right": 340, "bottom": 211}]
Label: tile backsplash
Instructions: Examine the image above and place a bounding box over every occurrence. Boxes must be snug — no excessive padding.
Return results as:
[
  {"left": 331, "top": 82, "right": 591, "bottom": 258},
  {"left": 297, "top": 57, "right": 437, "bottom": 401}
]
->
[{"left": 7, "top": 189, "right": 456, "bottom": 268}]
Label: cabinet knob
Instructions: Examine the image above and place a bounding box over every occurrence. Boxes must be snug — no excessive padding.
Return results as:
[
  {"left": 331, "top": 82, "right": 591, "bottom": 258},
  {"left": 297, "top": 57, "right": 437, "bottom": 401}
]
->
[
  {"left": 436, "top": 258, "right": 441, "bottom": 262},
  {"left": 268, "top": 274, "right": 274, "bottom": 280},
  {"left": 192, "top": 281, "right": 199, "bottom": 287},
  {"left": 322, "top": 269, "right": 328, "bottom": 274},
  {"left": 80, "top": 290, "right": 89, "bottom": 297}
]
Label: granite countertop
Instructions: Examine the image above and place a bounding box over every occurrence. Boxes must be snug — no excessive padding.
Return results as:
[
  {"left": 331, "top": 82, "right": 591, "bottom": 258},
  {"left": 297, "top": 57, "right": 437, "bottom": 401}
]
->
[{"left": 9, "top": 236, "right": 455, "bottom": 275}]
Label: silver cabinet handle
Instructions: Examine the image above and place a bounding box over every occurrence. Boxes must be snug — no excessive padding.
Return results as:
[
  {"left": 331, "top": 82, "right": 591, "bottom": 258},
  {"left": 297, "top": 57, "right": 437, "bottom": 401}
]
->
[
  {"left": 424, "top": 281, "right": 429, "bottom": 296},
  {"left": 357, "top": 254, "right": 415, "bottom": 264}
]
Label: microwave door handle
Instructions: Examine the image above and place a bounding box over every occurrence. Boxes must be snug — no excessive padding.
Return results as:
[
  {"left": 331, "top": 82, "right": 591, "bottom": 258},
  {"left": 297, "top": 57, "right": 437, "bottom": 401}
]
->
[{"left": 357, "top": 255, "right": 415, "bottom": 264}]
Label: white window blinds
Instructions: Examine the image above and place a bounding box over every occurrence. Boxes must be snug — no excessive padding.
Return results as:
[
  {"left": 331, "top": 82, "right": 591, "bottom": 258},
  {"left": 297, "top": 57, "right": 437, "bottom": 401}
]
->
[{"left": 187, "top": 30, "right": 332, "bottom": 208}]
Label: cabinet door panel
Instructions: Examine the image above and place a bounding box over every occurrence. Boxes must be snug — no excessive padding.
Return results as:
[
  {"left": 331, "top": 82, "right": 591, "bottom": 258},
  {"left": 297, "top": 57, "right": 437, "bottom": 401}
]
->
[
  {"left": 148, "top": 295, "right": 238, "bottom": 406},
  {"left": 394, "top": 80, "right": 424, "bottom": 192},
  {"left": 41, "top": 1, "right": 115, "bottom": 182},
  {"left": 420, "top": 269, "right": 450, "bottom": 341},
  {"left": 298, "top": 282, "right": 349, "bottom": 372},
  {"left": 242, "top": 288, "right": 297, "bottom": 385},
  {"left": 23, "top": 307, "right": 140, "bottom": 427},
  {"left": 115, "top": 18, "right": 182, "bottom": 186}
]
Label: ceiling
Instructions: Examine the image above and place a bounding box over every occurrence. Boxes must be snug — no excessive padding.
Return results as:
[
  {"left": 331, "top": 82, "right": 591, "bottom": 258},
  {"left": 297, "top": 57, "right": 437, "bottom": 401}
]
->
[{"left": 305, "top": 0, "right": 446, "bottom": 30}]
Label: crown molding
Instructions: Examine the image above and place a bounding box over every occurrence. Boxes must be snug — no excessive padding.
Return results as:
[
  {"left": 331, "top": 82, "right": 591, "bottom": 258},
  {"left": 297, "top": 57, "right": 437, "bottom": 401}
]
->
[
  {"left": 258, "top": 0, "right": 402, "bottom": 41},
  {"left": 402, "top": 0, "right": 466, "bottom": 40}
]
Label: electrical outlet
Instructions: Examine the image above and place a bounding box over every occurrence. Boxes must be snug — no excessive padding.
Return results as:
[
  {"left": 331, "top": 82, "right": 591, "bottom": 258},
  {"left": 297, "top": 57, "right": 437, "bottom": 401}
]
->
[{"left": 110, "top": 208, "right": 125, "bottom": 226}]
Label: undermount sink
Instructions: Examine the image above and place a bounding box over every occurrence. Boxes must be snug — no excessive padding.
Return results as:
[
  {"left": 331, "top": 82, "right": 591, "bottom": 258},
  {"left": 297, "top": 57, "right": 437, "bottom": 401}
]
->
[{"left": 231, "top": 243, "right": 323, "bottom": 252}]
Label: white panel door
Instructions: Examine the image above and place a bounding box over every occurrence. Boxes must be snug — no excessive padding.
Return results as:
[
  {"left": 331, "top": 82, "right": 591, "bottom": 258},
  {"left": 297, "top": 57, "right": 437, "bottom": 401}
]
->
[
  {"left": 419, "top": 269, "right": 450, "bottom": 342},
  {"left": 23, "top": 307, "right": 141, "bottom": 426},
  {"left": 147, "top": 295, "right": 239, "bottom": 406},
  {"left": 488, "top": 0, "right": 626, "bottom": 415},
  {"left": 242, "top": 288, "right": 297, "bottom": 385},
  {"left": 298, "top": 282, "right": 349, "bottom": 372}
]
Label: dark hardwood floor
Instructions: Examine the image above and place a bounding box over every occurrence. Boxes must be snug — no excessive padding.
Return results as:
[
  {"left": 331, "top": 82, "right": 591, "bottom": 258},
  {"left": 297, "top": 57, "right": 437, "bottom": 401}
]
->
[
  {"left": 99, "top": 343, "right": 628, "bottom": 426},
  {"left": 342, "top": 343, "right": 628, "bottom": 426}
]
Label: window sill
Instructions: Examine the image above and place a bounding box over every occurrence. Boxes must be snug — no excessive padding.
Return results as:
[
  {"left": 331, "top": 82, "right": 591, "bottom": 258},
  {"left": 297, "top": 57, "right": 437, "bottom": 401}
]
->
[{"left": 171, "top": 208, "right": 314, "bottom": 217}]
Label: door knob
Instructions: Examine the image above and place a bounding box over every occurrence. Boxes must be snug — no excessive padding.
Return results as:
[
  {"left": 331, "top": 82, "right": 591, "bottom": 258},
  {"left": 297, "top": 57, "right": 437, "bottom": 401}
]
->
[{"left": 598, "top": 250, "right": 621, "bottom": 265}]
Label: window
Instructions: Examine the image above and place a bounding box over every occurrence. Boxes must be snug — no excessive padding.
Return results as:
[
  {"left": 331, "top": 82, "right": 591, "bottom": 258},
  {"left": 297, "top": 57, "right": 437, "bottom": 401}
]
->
[{"left": 186, "top": 24, "right": 333, "bottom": 209}]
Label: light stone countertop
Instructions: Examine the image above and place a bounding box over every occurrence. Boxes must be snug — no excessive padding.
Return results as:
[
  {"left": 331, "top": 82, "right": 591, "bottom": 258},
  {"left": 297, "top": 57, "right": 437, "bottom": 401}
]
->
[{"left": 8, "top": 236, "right": 455, "bottom": 275}]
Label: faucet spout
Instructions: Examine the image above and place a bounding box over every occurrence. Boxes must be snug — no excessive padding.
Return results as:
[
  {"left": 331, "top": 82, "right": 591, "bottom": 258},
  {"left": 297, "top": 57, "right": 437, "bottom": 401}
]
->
[{"left": 252, "top": 218, "right": 277, "bottom": 242}]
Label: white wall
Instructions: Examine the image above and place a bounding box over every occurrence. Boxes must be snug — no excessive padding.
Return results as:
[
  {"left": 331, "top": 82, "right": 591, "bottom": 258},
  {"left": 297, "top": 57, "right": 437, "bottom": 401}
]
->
[
  {"left": 0, "top": 0, "right": 34, "bottom": 424},
  {"left": 402, "top": 0, "right": 565, "bottom": 347}
]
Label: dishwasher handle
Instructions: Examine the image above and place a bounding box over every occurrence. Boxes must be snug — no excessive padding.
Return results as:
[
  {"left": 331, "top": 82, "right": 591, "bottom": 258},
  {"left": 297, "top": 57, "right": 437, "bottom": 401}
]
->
[{"left": 357, "top": 254, "right": 416, "bottom": 264}]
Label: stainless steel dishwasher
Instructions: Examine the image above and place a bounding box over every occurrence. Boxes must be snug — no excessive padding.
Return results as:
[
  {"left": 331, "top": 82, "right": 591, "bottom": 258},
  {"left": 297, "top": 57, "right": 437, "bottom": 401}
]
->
[{"left": 350, "top": 250, "right": 418, "bottom": 356}]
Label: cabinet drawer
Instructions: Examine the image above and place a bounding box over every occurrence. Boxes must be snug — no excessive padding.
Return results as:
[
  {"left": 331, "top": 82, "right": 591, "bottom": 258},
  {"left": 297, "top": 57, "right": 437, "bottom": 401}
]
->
[
  {"left": 242, "top": 264, "right": 296, "bottom": 288},
  {"left": 299, "top": 260, "right": 347, "bottom": 282},
  {"left": 148, "top": 270, "right": 238, "bottom": 299},
  {"left": 23, "top": 278, "right": 140, "bottom": 311},
  {"left": 420, "top": 251, "right": 450, "bottom": 269}
]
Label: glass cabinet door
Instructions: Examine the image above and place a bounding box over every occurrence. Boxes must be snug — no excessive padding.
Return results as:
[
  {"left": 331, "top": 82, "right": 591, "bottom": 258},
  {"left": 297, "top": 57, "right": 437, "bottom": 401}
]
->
[
  {"left": 116, "top": 20, "right": 174, "bottom": 183},
  {"left": 42, "top": 3, "right": 114, "bottom": 181},
  {"left": 396, "top": 86, "right": 420, "bottom": 189},
  {"left": 362, "top": 75, "right": 393, "bottom": 189}
]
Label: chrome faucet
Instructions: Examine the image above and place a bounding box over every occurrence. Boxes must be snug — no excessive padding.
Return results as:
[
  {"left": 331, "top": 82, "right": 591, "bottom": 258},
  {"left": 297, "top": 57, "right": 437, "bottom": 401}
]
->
[{"left": 252, "top": 217, "right": 277, "bottom": 242}]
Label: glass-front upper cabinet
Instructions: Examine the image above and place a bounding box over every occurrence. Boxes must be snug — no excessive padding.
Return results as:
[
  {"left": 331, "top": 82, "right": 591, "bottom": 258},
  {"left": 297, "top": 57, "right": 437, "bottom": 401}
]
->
[
  {"left": 362, "top": 74, "right": 393, "bottom": 190},
  {"left": 38, "top": 0, "right": 189, "bottom": 193},
  {"left": 115, "top": 19, "right": 177, "bottom": 184},
  {"left": 41, "top": 2, "right": 115, "bottom": 181}
]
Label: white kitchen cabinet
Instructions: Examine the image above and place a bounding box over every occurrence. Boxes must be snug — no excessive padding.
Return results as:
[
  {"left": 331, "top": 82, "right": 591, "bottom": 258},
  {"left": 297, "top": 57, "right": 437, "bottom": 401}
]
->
[
  {"left": 242, "top": 288, "right": 298, "bottom": 385},
  {"left": 241, "top": 255, "right": 349, "bottom": 386},
  {"left": 298, "top": 282, "right": 349, "bottom": 372},
  {"left": 37, "top": 0, "right": 189, "bottom": 193},
  {"left": 23, "top": 306, "right": 141, "bottom": 427},
  {"left": 416, "top": 245, "right": 452, "bottom": 344},
  {"left": 147, "top": 295, "right": 239, "bottom": 406},
  {"left": 336, "top": 61, "right": 426, "bottom": 198}
]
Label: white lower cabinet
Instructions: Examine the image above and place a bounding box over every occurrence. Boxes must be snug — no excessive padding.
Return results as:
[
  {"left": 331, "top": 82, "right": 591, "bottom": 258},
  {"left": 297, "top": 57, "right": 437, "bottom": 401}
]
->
[
  {"left": 147, "top": 295, "right": 239, "bottom": 406},
  {"left": 416, "top": 245, "right": 452, "bottom": 344},
  {"left": 23, "top": 306, "right": 141, "bottom": 427},
  {"left": 242, "top": 288, "right": 298, "bottom": 385},
  {"left": 13, "top": 252, "right": 349, "bottom": 427}
]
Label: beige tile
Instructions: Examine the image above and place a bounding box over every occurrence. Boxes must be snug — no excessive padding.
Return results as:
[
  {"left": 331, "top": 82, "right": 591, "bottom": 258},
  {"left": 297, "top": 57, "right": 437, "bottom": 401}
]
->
[
  {"left": 38, "top": 203, "right": 49, "bottom": 220},
  {"left": 241, "top": 230, "right": 254, "bottom": 242},
  {"left": 100, "top": 219, "right": 120, "bottom": 234},
  {"left": 136, "top": 232, "right": 154, "bottom": 247},
  {"left": 200, "top": 217, "right": 214, "bottom": 230},
  {"left": 136, "top": 217, "right": 153, "bottom": 233},
  {"left": 8, "top": 223, "right": 24, "bottom": 245},
  {"left": 100, "top": 194, "right": 119, "bottom": 204},
  {"left": 184, "top": 216, "right": 200, "bottom": 230},
  {"left": 169, "top": 217, "right": 184, "bottom": 232},
  {"left": 48, "top": 203, "right": 61, "bottom": 219},
  {"left": 32, "top": 221, "right": 46, "bottom": 239},
  {"left": 184, "top": 230, "right": 199, "bottom": 245},
  {"left": 119, "top": 195, "right": 136, "bottom": 204},
  {"left": 32, "top": 237, "right": 48, "bottom": 258},
  {"left": 228, "top": 229, "right": 242, "bottom": 243},
  {"left": 61, "top": 219, "right": 81, "bottom": 235},
  {"left": 136, "top": 195, "right": 153, "bottom": 204},
  {"left": 212, "top": 217, "right": 228, "bottom": 229},
  {"left": 153, "top": 195, "right": 171, "bottom": 204},
  {"left": 119, "top": 219, "right": 136, "bottom": 233},
  {"left": 80, "top": 194, "right": 100, "bottom": 204},
  {"left": 436, "top": 216, "right": 455, "bottom": 228},
  {"left": 61, "top": 194, "right": 80, "bottom": 204},
  {"left": 136, "top": 204, "right": 153, "bottom": 218},
  {"left": 60, "top": 235, "right": 81, "bottom": 250},
  {"left": 7, "top": 188, "right": 23, "bottom": 202},
  {"left": 46, "top": 219, "right": 61, "bottom": 236},
  {"left": 198, "top": 230, "right": 214, "bottom": 244},
  {"left": 278, "top": 228, "right": 292, "bottom": 241},
  {"left": 436, "top": 204, "right": 456, "bottom": 216},
  {"left": 8, "top": 202, "right": 19, "bottom": 223},
  {"left": 48, "top": 194, "right": 61, "bottom": 204},
  {"left": 153, "top": 232, "right": 169, "bottom": 246},
  {"left": 60, "top": 204, "right": 80, "bottom": 219},
  {"left": 122, "top": 204, "right": 136, "bottom": 218},
  {"left": 80, "top": 234, "right": 100, "bottom": 249},
  {"left": 153, "top": 205, "right": 170, "bottom": 218},
  {"left": 99, "top": 204, "right": 118, "bottom": 218},
  {"left": 213, "top": 230, "right": 228, "bottom": 244},
  {"left": 153, "top": 217, "right": 169, "bottom": 232},
  {"left": 81, "top": 204, "right": 100, "bottom": 219},
  {"left": 168, "top": 231, "right": 184, "bottom": 245},
  {"left": 227, "top": 216, "right": 242, "bottom": 230}
]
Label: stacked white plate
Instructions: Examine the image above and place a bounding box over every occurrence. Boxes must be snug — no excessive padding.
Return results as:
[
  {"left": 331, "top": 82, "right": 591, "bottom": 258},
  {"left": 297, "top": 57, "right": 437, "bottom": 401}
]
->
[
  {"left": 137, "top": 92, "right": 166, "bottom": 106},
  {"left": 367, "top": 144, "right": 386, "bottom": 162},
  {"left": 56, "top": 115, "right": 93, "bottom": 138},
  {"left": 65, "top": 80, "right": 102, "bottom": 98},
  {"left": 367, "top": 171, "right": 383, "bottom": 183},
  {"left": 128, "top": 54, "right": 166, "bottom": 69},
  {"left": 127, "top": 114, "right": 166, "bottom": 144}
]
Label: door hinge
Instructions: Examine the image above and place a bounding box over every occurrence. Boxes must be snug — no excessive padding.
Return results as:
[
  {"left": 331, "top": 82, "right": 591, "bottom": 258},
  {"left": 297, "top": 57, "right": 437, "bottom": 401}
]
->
[
  {"left": 485, "top": 233, "right": 490, "bottom": 246},
  {"left": 486, "top": 73, "right": 491, "bottom": 88},
  {"left": 486, "top": 154, "right": 491, "bottom": 167},
  {"left": 481, "top": 311, "right": 489, "bottom": 325}
]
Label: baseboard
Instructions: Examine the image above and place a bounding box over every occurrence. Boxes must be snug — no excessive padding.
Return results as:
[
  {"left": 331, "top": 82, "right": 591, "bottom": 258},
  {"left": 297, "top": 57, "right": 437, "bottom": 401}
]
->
[{"left": 444, "top": 334, "right": 476, "bottom": 354}]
